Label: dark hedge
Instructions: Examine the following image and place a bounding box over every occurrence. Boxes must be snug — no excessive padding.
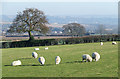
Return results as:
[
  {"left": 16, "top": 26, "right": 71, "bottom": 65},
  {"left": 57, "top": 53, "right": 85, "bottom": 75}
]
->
[{"left": 1, "top": 35, "right": 120, "bottom": 48}]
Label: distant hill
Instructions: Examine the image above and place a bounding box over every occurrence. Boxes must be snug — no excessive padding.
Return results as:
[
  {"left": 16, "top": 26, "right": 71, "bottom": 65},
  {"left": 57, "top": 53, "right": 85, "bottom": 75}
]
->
[
  {"left": 0, "top": 15, "right": 15, "bottom": 22},
  {"left": 0, "top": 15, "right": 117, "bottom": 25},
  {"left": 0, "top": 15, "right": 118, "bottom": 33}
]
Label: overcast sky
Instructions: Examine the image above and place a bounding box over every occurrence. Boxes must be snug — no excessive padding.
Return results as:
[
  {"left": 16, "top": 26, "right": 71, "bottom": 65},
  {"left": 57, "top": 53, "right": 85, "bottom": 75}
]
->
[{"left": 1, "top": 1, "right": 118, "bottom": 16}]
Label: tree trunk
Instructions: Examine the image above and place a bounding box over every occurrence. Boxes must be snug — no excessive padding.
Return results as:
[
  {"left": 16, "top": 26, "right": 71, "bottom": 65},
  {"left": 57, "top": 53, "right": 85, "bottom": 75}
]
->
[{"left": 28, "top": 31, "right": 34, "bottom": 41}]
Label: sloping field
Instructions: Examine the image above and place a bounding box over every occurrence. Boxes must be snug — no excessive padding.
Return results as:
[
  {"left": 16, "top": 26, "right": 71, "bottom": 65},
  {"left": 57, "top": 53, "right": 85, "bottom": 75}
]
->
[{"left": 2, "top": 42, "right": 118, "bottom": 77}]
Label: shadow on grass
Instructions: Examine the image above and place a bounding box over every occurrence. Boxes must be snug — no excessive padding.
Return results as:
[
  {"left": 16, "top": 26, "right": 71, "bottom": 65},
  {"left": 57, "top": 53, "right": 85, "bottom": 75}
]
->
[
  {"left": 65, "top": 60, "right": 96, "bottom": 64},
  {"left": 17, "top": 58, "right": 32, "bottom": 60},
  {"left": 65, "top": 60, "right": 83, "bottom": 64},
  {"left": 21, "top": 64, "right": 54, "bottom": 66},
  {"left": 4, "top": 65, "right": 11, "bottom": 66},
  {"left": 4, "top": 64, "right": 54, "bottom": 67}
]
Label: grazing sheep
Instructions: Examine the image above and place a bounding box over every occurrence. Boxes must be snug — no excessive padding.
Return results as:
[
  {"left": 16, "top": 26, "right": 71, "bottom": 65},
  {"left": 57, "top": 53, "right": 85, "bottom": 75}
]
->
[
  {"left": 100, "top": 42, "right": 103, "bottom": 45},
  {"left": 55, "top": 56, "right": 61, "bottom": 64},
  {"left": 38, "top": 57, "right": 45, "bottom": 65},
  {"left": 92, "top": 52, "right": 100, "bottom": 61},
  {"left": 112, "top": 41, "right": 117, "bottom": 45},
  {"left": 11, "top": 60, "right": 21, "bottom": 66},
  {"left": 44, "top": 47, "right": 48, "bottom": 50},
  {"left": 32, "top": 52, "right": 38, "bottom": 58},
  {"left": 34, "top": 48, "right": 39, "bottom": 51},
  {"left": 82, "top": 54, "right": 92, "bottom": 62}
]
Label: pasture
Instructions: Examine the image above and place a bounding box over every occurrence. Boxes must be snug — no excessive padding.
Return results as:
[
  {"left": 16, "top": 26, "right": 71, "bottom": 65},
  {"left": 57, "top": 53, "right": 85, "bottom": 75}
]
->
[{"left": 2, "top": 42, "right": 118, "bottom": 77}]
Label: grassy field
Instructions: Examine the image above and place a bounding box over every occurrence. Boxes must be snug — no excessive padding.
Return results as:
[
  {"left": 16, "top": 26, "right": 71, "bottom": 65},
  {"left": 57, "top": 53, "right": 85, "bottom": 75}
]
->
[{"left": 2, "top": 42, "right": 118, "bottom": 77}]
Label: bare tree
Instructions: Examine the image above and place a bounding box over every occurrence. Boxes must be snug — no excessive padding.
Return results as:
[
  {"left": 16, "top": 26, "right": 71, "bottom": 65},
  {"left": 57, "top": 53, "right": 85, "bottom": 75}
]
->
[
  {"left": 63, "top": 23, "right": 86, "bottom": 37},
  {"left": 7, "top": 8, "right": 49, "bottom": 41}
]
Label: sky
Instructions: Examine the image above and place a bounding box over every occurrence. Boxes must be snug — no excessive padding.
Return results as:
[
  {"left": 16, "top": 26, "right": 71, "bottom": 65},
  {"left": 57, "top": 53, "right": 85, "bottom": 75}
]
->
[
  {"left": 1, "top": 1, "right": 118, "bottom": 16},
  {"left": 1, "top": 0, "right": 119, "bottom": 2}
]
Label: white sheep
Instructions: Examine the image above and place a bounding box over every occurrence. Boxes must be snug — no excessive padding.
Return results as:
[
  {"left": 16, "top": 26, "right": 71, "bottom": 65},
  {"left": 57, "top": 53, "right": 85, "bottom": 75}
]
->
[
  {"left": 11, "top": 60, "right": 21, "bottom": 66},
  {"left": 112, "top": 41, "right": 117, "bottom": 45},
  {"left": 34, "top": 48, "right": 39, "bottom": 51},
  {"left": 100, "top": 42, "right": 103, "bottom": 45},
  {"left": 38, "top": 57, "right": 45, "bottom": 65},
  {"left": 82, "top": 54, "right": 92, "bottom": 62},
  {"left": 92, "top": 52, "right": 100, "bottom": 61},
  {"left": 32, "top": 52, "right": 38, "bottom": 58},
  {"left": 55, "top": 56, "right": 61, "bottom": 64},
  {"left": 44, "top": 47, "right": 48, "bottom": 50}
]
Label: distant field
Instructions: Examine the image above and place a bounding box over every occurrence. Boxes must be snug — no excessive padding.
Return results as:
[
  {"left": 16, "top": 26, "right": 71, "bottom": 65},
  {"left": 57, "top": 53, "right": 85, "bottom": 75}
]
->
[{"left": 2, "top": 42, "right": 118, "bottom": 77}]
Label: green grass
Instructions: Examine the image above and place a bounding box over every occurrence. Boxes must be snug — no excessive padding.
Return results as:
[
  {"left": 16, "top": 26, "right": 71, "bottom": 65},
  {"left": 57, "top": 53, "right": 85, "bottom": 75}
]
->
[{"left": 2, "top": 42, "right": 118, "bottom": 77}]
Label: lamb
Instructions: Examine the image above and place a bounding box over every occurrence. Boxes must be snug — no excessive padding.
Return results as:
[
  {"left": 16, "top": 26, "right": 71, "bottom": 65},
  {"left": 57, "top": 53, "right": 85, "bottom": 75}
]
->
[
  {"left": 112, "top": 41, "right": 117, "bottom": 45},
  {"left": 44, "top": 47, "right": 48, "bottom": 50},
  {"left": 100, "top": 42, "right": 103, "bottom": 45},
  {"left": 55, "top": 56, "right": 61, "bottom": 64},
  {"left": 38, "top": 57, "right": 45, "bottom": 65},
  {"left": 32, "top": 52, "right": 38, "bottom": 58},
  {"left": 11, "top": 60, "right": 22, "bottom": 66},
  {"left": 92, "top": 52, "right": 100, "bottom": 61},
  {"left": 34, "top": 48, "right": 39, "bottom": 51},
  {"left": 82, "top": 54, "right": 92, "bottom": 62}
]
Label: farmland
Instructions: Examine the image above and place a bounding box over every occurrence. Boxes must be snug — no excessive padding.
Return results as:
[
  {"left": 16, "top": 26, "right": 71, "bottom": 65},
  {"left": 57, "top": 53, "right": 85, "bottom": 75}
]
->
[{"left": 2, "top": 42, "right": 118, "bottom": 77}]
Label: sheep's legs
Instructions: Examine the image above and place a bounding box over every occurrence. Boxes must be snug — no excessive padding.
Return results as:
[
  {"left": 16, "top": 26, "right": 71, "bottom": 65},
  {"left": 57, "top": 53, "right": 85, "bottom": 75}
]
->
[
  {"left": 86, "top": 60, "right": 88, "bottom": 62},
  {"left": 82, "top": 59, "right": 85, "bottom": 62}
]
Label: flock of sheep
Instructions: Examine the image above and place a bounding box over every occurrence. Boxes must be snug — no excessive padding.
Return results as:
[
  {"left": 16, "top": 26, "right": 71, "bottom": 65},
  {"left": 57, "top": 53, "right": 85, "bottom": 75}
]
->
[
  {"left": 11, "top": 47, "right": 61, "bottom": 66},
  {"left": 82, "top": 52, "right": 100, "bottom": 62},
  {"left": 100, "top": 41, "right": 117, "bottom": 45},
  {"left": 32, "top": 50, "right": 61, "bottom": 65},
  {"left": 11, "top": 41, "right": 117, "bottom": 66}
]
